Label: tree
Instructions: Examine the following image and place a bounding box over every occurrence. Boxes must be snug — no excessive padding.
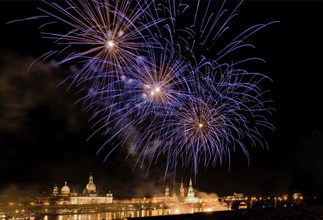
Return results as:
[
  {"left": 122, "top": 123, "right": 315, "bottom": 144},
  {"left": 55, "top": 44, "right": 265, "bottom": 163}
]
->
[{"left": 289, "top": 130, "right": 323, "bottom": 198}]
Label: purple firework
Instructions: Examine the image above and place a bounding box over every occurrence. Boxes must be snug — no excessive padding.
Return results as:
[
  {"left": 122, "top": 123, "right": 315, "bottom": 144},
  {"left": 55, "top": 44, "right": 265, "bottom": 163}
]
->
[
  {"left": 14, "top": 0, "right": 277, "bottom": 177},
  {"left": 17, "top": 0, "right": 164, "bottom": 89},
  {"left": 143, "top": 60, "right": 274, "bottom": 175}
]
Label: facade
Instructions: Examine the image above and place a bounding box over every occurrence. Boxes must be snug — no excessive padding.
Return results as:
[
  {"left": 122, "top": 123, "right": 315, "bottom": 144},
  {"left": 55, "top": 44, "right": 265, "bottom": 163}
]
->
[
  {"left": 184, "top": 178, "right": 199, "bottom": 203},
  {"left": 152, "top": 185, "right": 175, "bottom": 203},
  {"left": 224, "top": 192, "right": 248, "bottom": 202},
  {"left": 152, "top": 178, "right": 199, "bottom": 204},
  {"left": 53, "top": 184, "right": 59, "bottom": 196},
  {"left": 52, "top": 174, "right": 113, "bottom": 205},
  {"left": 179, "top": 179, "right": 185, "bottom": 203},
  {"left": 70, "top": 192, "right": 113, "bottom": 205}
]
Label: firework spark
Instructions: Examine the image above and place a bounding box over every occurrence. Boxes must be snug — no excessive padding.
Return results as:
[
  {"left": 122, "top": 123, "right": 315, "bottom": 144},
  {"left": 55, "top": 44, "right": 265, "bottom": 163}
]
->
[
  {"left": 26, "top": 0, "right": 163, "bottom": 88},
  {"left": 15, "top": 0, "right": 277, "bottom": 176},
  {"left": 142, "top": 60, "right": 275, "bottom": 175}
]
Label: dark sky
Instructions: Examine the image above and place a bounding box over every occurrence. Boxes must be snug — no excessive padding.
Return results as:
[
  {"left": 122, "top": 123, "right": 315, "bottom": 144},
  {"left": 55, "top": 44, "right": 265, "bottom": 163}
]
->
[{"left": 0, "top": 0, "right": 323, "bottom": 200}]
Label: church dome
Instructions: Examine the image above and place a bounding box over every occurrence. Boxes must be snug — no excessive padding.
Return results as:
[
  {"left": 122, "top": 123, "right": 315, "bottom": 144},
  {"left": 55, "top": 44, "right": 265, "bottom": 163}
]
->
[
  {"left": 85, "top": 174, "right": 96, "bottom": 193},
  {"left": 86, "top": 182, "right": 96, "bottom": 192},
  {"left": 61, "top": 181, "right": 70, "bottom": 195}
]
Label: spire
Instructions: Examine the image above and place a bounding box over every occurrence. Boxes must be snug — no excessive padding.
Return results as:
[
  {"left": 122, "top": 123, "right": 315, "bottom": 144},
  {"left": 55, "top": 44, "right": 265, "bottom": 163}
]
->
[
  {"left": 165, "top": 185, "right": 170, "bottom": 197},
  {"left": 53, "top": 184, "right": 59, "bottom": 196},
  {"left": 89, "top": 173, "right": 94, "bottom": 183},
  {"left": 185, "top": 178, "right": 198, "bottom": 203},
  {"left": 187, "top": 177, "right": 194, "bottom": 196},
  {"left": 179, "top": 178, "right": 185, "bottom": 199}
]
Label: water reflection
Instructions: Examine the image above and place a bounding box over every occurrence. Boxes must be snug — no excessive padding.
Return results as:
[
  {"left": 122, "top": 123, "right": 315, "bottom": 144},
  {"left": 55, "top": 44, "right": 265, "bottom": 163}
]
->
[{"left": 29, "top": 209, "right": 173, "bottom": 220}]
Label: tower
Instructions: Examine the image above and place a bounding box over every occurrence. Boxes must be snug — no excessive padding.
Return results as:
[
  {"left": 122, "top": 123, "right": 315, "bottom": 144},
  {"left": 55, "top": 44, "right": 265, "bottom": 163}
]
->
[
  {"left": 187, "top": 178, "right": 194, "bottom": 198},
  {"left": 89, "top": 174, "right": 93, "bottom": 183},
  {"left": 165, "top": 185, "right": 170, "bottom": 197},
  {"left": 185, "top": 178, "right": 199, "bottom": 203},
  {"left": 85, "top": 172, "right": 97, "bottom": 194},
  {"left": 180, "top": 178, "right": 185, "bottom": 198},
  {"left": 179, "top": 178, "right": 185, "bottom": 203},
  {"left": 53, "top": 184, "right": 59, "bottom": 196}
]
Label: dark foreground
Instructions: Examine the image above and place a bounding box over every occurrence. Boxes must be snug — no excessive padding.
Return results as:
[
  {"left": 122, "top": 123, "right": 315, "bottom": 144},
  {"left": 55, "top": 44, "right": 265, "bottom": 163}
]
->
[{"left": 128, "top": 206, "right": 323, "bottom": 220}]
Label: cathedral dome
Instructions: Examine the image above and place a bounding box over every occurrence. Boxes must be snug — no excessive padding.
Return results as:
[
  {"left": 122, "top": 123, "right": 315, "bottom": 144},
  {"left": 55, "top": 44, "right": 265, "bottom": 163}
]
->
[
  {"left": 85, "top": 174, "right": 96, "bottom": 193},
  {"left": 61, "top": 181, "right": 70, "bottom": 195},
  {"left": 86, "top": 182, "right": 96, "bottom": 192}
]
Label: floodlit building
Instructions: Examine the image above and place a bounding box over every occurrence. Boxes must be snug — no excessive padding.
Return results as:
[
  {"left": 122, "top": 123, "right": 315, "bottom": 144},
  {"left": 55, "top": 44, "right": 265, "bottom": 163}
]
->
[
  {"left": 60, "top": 182, "right": 71, "bottom": 196},
  {"left": 52, "top": 184, "right": 59, "bottom": 196},
  {"left": 179, "top": 179, "right": 185, "bottom": 203},
  {"left": 152, "top": 178, "right": 199, "bottom": 204},
  {"left": 184, "top": 178, "right": 199, "bottom": 203},
  {"left": 52, "top": 174, "right": 113, "bottom": 205},
  {"left": 224, "top": 192, "right": 247, "bottom": 202},
  {"left": 152, "top": 185, "right": 175, "bottom": 203}
]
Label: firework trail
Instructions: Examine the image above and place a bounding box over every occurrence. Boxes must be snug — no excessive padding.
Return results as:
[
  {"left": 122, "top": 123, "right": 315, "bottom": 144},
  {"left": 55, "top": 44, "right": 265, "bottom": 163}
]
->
[
  {"left": 84, "top": 44, "right": 189, "bottom": 161},
  {"left": 143, "top": 60, "right": 275, "bottom": 175},
  {"left": 157, "top": 0, "right": 277, "bottom": 68},
  {"left": 122, "top": 46, "right": 189, "bottom": 116},
  {"left": 13, "top": 0, "right": 277, "bottom": 176},
  {"left": 14, "top": 0, "right": 164, "bottom": 90}
]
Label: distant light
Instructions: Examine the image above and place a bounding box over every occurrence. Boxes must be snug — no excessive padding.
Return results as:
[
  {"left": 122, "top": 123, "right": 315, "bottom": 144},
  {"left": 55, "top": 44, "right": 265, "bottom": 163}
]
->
[
  {"left": 198, "top": 123, "right": 203, "bottom": 128},
  {"left": 155, "top": 87, "right": 160, "bottom": 92}
]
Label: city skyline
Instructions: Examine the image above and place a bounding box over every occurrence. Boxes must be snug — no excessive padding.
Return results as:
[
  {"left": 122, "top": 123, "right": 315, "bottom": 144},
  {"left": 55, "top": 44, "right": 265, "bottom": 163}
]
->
[{"left": 1, "top": 0, "right": 323, "bottom": 201}]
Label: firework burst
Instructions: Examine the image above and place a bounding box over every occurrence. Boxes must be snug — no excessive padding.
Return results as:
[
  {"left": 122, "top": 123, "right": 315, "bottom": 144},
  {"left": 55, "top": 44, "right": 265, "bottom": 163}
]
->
[
  {"left": 15, "top": 0, "right": 277, "bottom": 176},
  {"left": 122, "top": 45, "right": 189, "bottom": 116},
  {"left": 25, "top": 0, "right": 163, "bottom": 88},
  {"left": 131, "top": 59, "right": 274, "bottom": 175}
]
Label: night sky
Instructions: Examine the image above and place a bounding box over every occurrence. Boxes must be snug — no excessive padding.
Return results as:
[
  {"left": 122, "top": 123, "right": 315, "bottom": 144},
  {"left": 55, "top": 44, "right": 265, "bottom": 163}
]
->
[{"left": 1, "top": 1, "right": 323, "bottom": 200}]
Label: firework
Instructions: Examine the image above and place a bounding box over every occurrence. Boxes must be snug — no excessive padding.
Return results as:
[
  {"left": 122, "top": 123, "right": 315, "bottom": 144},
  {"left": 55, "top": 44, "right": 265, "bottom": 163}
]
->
[
  {"left": 88, "top": 44, "right": 190, "bottom": 161},
  {"left": 16, "top": 0, "right": 276, "bottom": 176},
  {"left": 157, "top": 0, "right": 277, "bottom": 68},
  {"left": 122, "top": 45, "right": 189, "bottom": 116},
  {"left": 24, "top": 0, "right": 164, "bottom": 88},
  {"left": 141, "top": 60, "right": 275, "bottom": 174}
]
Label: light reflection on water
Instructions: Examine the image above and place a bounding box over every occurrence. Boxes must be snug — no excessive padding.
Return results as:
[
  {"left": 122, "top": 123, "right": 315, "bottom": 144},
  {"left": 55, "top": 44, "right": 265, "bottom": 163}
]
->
[{"left": 30, "top": 209, "right": 172, "bottom": 220}]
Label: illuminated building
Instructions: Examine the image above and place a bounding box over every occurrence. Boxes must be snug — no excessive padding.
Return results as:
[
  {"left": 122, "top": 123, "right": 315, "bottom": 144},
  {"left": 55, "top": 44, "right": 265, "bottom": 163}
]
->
[
  {"left": 83, "top": 173, "right": 96, "bottom": 195},
  {"left": 292, "top": 192, "right": 303, "bottom": 204},
  {"left": 224, "top": 193, "right": 249, "bottom": 210},
  {"left": 52, "top": 174, "right": 113, "bottom": 205},
  {"left": 165, "top": 185, "right": 169, "bottom": 197},
  {"left": 179, "top": 179, "right": 185, "bottom": 203},
  {"left": 50, "top": 181, "right": 71, "bottom": 205},
  {"left": 184, "top": 178, "right": 199, "bottom": 203},
  {"left": 52, "top": 184, "right": 59, "bottom": 196},
  {"left": 60, "top": 182, "right": 71, "bottom": 196},
  {"left": 152, "top": 179, "right": 199, "bottom": 204},
  {"left": 224, "top": 192, "right": 247, "bottom": 202},
  {"left": 152, "top": 185, "right": 175, "bottom": 203},
  {"left": 70, "top": 191, "right": 113, "bottom": 205}
]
